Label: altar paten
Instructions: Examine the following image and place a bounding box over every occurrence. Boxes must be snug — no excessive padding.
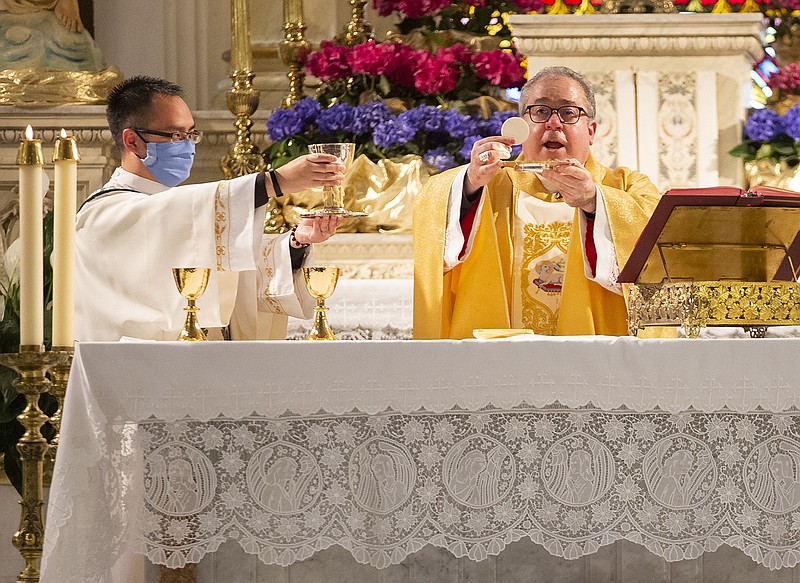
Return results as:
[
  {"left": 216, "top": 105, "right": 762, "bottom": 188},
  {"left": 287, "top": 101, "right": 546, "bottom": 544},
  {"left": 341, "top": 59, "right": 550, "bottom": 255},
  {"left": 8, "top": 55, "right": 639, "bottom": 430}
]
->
[{"left": 618, "top": 186, "right": 800, "bottom": 338}]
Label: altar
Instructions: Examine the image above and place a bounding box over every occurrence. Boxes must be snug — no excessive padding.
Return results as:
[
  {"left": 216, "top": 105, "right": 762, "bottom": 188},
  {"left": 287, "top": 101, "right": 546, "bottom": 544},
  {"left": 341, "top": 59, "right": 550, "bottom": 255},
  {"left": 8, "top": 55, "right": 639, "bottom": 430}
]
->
[{"left": 39, "top": 336, "right": 800, "bottom": 582}]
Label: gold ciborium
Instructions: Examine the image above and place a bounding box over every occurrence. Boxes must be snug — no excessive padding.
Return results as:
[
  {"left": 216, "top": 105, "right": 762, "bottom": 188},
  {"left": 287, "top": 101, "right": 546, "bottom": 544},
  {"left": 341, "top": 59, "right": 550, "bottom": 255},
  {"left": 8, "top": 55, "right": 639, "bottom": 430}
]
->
[
  {"left": 303, "top": 143, "right": 366, "bottom": 218},
  {"left": 172, "top": 267, "right": 211, "bottom": 341},
  {"left": 303, "top": 266, "right": 340, "bottom": 340}
]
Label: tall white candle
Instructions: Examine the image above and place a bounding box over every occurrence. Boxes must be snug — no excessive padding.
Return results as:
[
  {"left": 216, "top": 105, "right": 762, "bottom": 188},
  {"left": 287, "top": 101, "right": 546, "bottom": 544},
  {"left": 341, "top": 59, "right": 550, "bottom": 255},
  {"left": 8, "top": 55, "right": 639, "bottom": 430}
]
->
[
  {"left": 52, "top": 129, "right": 80, "bottom": 348},
  {"left": 17, "top": 125, "right": 44, "bottom": 347}
]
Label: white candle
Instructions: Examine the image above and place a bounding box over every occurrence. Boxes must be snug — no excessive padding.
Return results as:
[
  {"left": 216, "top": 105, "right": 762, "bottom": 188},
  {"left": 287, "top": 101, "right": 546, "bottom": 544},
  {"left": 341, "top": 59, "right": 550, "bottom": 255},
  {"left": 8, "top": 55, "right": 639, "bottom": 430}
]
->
[
  {"left": 52, "top": 129, "right": 80, "bottom": 348},
  {"left": 17, "top": 125, "right": 44, "bottom": 347}
]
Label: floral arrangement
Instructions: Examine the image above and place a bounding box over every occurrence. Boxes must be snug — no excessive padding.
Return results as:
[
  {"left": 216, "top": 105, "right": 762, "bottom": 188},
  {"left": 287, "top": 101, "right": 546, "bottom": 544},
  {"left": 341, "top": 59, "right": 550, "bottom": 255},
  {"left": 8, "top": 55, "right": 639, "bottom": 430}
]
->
[
  {"left": 266, "top": 97, "right": 521, "bottom": 171},
  {"left": 730, "top": 64, "right": 800, "bottom": 166},
  {"left": 305, "top": 39, "right": 526, "bottom": 107},
  {"left": 372, "top": 0, "right": 545, "bottom": 36}
]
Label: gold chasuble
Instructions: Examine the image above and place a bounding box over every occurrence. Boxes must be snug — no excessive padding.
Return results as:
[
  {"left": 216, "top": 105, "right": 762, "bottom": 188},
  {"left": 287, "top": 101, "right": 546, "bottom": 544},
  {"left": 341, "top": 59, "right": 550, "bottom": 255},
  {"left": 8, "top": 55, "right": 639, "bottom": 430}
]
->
[{"left": 413, "top": 155, "right": 660, "bottom": 339}]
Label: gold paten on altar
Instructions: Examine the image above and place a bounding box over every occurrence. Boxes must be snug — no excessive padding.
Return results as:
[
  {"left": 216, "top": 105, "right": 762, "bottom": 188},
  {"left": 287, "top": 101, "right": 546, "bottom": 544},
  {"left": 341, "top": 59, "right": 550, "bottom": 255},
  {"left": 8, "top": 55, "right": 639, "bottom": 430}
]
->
[
  {"left": 620, "top": 189, "right": 800, "bottom": 338},
  {"left": 279, "top": 154, "right": 433, "bottom": 232},
  {"left": 0, "top": 67, "right": 122, "bottom": 105}
]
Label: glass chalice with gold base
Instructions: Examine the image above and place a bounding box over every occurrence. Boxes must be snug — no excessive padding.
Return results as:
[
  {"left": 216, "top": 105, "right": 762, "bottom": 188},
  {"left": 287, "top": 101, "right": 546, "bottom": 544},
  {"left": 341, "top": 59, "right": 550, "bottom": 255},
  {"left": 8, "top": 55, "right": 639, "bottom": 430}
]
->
[
  {"left": 302, "top": 266, "right": 340, "bottom": 340},
  {"left": 172, "top": 267, "right": 211, "bottom": 341},
  {"left": 302, "top": 143, "right": 367, "bottom": 218}
]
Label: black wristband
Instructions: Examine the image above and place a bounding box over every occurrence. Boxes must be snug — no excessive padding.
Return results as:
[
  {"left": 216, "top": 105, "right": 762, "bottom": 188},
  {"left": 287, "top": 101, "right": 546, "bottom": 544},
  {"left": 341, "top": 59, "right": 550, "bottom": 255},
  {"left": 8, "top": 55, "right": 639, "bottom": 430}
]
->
[
  {"left": 268, "top": 169, "right": 285, "bottom": 198},
  {"left": 582, "top": 209, "right": 596, "bottom": 220}
]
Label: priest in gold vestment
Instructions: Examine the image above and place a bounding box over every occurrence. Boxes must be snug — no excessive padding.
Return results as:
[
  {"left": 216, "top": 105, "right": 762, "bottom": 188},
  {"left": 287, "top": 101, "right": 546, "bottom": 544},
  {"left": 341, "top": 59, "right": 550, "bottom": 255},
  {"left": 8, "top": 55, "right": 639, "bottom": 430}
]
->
[{"left": 414, "top": 67, "right": 661, "bottom": 339}]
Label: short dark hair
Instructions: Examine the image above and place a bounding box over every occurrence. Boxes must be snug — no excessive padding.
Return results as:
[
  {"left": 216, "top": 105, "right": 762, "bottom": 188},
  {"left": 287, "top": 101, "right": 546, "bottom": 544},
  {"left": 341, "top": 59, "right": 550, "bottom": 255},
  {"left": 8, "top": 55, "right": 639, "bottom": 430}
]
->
[
  {"left": 106, "top": 76, "right": 183, "bottom": 150},
  {"left": 519, "top": 66, "right": 596, "bottom": 120}
]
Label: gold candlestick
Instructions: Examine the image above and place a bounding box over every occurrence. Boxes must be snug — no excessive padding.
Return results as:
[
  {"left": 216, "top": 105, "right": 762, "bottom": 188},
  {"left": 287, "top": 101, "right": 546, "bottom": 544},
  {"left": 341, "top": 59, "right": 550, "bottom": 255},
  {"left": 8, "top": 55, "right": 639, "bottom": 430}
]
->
[
  {"left": 336, "top": 0, "right": 374, "bottom": 46},
  {"left": 46, "top": 346, "right": 74, "bottom": 460},
  {"left": 0, "top": 347, "right": 68, "bottom": 583},
  {"left": 279, "top": 20, "right": 310, "bottom": 108}
]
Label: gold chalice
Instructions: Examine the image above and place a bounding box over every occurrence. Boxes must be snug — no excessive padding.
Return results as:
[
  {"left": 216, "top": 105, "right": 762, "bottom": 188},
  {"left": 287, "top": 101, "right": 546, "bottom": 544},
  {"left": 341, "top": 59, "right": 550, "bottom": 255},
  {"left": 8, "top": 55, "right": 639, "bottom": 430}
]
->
[
  {"left": 302, "top": 266, "right": 341, "bottom": 340},
  {"left": 303, "top": 143, "right": 366, "bottom": 218},
  {"left": 172, "top": 267, "right": 211, "bottom": 341}
]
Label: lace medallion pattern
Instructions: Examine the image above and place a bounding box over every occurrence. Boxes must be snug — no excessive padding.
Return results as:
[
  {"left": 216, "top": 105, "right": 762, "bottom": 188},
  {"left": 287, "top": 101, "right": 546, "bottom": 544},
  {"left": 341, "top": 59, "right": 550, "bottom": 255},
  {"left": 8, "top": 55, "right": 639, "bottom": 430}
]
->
[{"left": 134, "top": 407, "right": 800, "bottom": 571}]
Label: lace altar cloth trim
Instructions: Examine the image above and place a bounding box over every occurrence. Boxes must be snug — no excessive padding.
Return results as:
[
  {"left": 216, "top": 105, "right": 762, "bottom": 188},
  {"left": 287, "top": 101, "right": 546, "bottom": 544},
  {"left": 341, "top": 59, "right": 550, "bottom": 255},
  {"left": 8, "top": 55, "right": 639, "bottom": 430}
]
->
[{"left": 48, "top": 408, "right": 800, "bottom": 577}]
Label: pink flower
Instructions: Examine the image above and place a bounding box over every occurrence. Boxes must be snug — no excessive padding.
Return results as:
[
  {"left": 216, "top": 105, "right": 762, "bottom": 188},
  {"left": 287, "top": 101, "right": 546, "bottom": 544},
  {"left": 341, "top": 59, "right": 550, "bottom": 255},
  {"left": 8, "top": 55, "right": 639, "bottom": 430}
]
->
[
  {"left": 415, "top": 56, "right": 461, "bottom": 95},
  {"left": 349, "top": 41, "right": 388, "bottom": 77},
  {"left": 463, "top": 0, "right": 487, "bottom": 6},
  {"left": 511, "top": 0, "right": 545, "bottom": 10},
  {"left": 769, "top": 63, "right": 800, "bottom": 94},
  {"left": 438, "top": 44, "right": 473, "bottom": 66},
  {"left": 472, "top": 50, "right": 526, "bottom": 89},
  {"left": 397, "top": 0, "right": 451, "bottom": 18},
  {"left": 383, "top": 43, "right": 425, "bottom": 87},
  {"left": 306, "top": 41, "right": 352, "bottom": 82},
  {"left": 372, "top": 0, "right": 402, "bottom": 16}
]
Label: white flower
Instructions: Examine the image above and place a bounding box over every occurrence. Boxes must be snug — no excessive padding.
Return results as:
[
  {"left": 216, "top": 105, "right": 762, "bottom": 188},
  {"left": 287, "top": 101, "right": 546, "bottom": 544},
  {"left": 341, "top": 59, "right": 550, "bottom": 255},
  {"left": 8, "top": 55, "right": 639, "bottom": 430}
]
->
[
  {"left": 306, "top": 508, "right": 326, "bottom": 530},
  {"left": 706, "top": 418, "right": 729, "bottom": 441},
  {"left": 716, "top": 477, "right": 741, "bottom": 505},
  {"left": 665, "top": 512, "right": 688, "bottom": 536},
  {"left": 396, "top": 506, "right": 417, "bottom": 531},
  {"left": 636, "top": 500, "right": 658, "bottom": 526},
  {"left": 565, "top": 509, "right": 587, "bottom": 533},
  {"left": 166, "top": 519, "right": 191, "bottom": 543},
  {"left": 533, "top": 418, "right": 556, "bottom": 442},
  {"left": 568, "top": 413, "right": 590, "bottom": 432},
  {"left": 468, "top": 415, "right": 490, "bottom": 432},
  {"left": 517, "top": 475, "right": 539, "bottom": 500},
  {"left": 518, "top": 441, "right": 540, "bottom": 465},
  {"left": 536, "top": 501, "right": 559, "bottom": 524},
  {"left": 267, "top": 421, "right": 289, "bottom": 439},
  {"left": 402, "top": 419, "right": 426, "bottom": 442},
  {"left": 306, "top": 425, "right": 329, "bottom": 447},
  {"left": 372, "top": 517, "right": 393, "bottom": 542},
  {"left": 438, "top": 501, "right": 461, "bottom": 527},
  {"left": 220, "top": 484, "right": 246, "bottom": 510},
  {"left": 418, "top": 443, "right": 442, "bottom": 468},
  {"left": 694, "top": 506, "right": 716, "bottom": 529},
  {"left": 433, "top": 420, "right": 456, "bottom": 444},
  {"left": 324, "top": 482, "right": 348, "bottom": 506},
  {"left": 347, "top": 509, "right": 365, "bottom": 532},
  {"left": 494, "top": 501, "right": 517, "bottom": 524},
  {"left": 592, "top": 500, "right": 614, "bottom": 525},
  {"left": 466, "top": 511, "right": 489, "bottom": 533},
  {"left": 334, "top": 422, "right": 358, "bottom": 447},
  {"left": 320, "top": 446, "right": 345, "bottom": 470},
  {"left": 669, "top": 413, "right": 692, "bottom": 432},
  {"left": 615, "top": 475, "right": 641, "bottom": 502},
  {"left": 770, "top": 416, "right": 792, "bottom": 434},
  {"left": 719, "top": 442, "right": 743, "bottom": 467},
  {"left": 767, "top": 517, "right": 788, "bottom": 543},
  {"left": 199, "top": 426, "right": 224, "bottom": 449},
  {"left": 619, "top": 443, "right": 642, "bottom": 468},
  {"left": 232, "top": 426, "right": 257, "bottom": 451},
  {"left": 503, "top": 418, "right": 528, "bottom": 441},
  {"left": 735, "top": 418, "right": 757, "bottom": 443},
  {"left": 603, "top": 418, "right": 626, "bottom": 441},
  {"left": 633, "top": 419, "right": 657, "bottom": 442},
  {"left": 417, "top": 480, "right": 441, "bottom": 505},
  {"left": 737, "top": 506, "right": 759, "bottom": 529},
  {"left": 277, "top": 517, "right": 301, "bottom": 539},
  {"left": 219, "top": 450, "right": 244, "bottom": 476},
  {"left": 247, "top": 510, "right": 271, "bottom": 532},
  {"left": 367, "top": 416, "right": 389, "bottom": 434},
  {"left": 198, "top": 509, "right": 222, "bottom": 534}
]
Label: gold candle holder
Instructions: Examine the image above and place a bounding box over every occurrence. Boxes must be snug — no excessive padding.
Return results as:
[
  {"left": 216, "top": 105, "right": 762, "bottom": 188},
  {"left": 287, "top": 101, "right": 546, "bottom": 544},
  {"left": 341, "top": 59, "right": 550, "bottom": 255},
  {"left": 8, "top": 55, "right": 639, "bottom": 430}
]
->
[
  {"left": 0, "top": 346, "right": 68, "bottom": 583},
  {"left": 46, "top": 346, "right": 74, "bottom": 460},
  {"left": 336, "top": 0, "right": 374, "bottom": 46}
]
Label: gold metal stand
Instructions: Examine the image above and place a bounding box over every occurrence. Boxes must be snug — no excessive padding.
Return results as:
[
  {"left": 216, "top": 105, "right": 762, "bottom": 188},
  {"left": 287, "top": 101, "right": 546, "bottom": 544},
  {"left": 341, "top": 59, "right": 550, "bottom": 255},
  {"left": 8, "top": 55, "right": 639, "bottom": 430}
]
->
[
  {"left": 223, "top": 0, "right": 286, "bottom": 233},
  {"left": 279, "top": 22, "right": 311, "bottom": 108},
  {"left": 46, "top": 346, "right": 74, "bottom": 460},
  {"left": 336, "top": 0, "right": 374, "bottom": 46},
  {"left": 0, "top": 346, "right": 67, "bottom": 583}
]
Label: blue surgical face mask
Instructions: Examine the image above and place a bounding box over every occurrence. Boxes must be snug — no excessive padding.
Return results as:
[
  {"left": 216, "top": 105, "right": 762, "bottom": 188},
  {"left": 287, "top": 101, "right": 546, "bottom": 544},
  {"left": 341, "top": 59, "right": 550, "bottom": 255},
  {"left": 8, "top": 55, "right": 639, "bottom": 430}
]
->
[{"left": 140, "top": 139, "right": 195, "bottom": 187}]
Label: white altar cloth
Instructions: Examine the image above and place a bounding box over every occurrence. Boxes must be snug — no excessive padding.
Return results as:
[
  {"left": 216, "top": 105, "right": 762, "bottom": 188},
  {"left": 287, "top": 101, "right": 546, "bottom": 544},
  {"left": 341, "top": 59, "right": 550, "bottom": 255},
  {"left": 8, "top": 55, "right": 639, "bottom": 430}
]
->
[{"left": 40, "top": 337, "right": 800, "bottom": 581}]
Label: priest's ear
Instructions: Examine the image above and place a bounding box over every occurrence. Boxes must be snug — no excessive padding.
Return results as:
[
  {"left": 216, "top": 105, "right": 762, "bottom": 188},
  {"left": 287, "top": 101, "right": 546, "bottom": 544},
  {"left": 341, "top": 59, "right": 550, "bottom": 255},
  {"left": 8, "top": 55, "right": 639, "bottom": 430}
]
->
[{"left": 121, "top": 128, "right": 145, "bottom": 156}]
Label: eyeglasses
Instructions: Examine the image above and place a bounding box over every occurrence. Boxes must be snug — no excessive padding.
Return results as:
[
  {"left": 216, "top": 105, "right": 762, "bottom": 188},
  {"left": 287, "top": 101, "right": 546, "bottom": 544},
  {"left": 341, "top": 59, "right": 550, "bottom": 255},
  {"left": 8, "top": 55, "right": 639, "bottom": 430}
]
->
[
  {"left": 133, "top": 128, "right": 203, "bottom": 144},
  {"left": 524, "top": 105, "right": 588, "bottom": 125}
]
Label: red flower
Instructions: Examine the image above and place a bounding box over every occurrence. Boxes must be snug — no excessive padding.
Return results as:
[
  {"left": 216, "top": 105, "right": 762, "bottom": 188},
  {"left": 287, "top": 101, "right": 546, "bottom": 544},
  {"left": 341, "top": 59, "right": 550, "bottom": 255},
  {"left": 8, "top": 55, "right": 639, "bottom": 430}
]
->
[
  {"left": 472, "top": 50, "right": 526, "bottom": 89},
  {"left": 397, "top": 0, "right": 451, "bottom": 18},
  {"left": 415, "top": 56, "right": 461, "bottom": 95},
  {"left": 372, "top": 0, "right": 402, "bottom": 16},
  {"left": 383, "top": 43, "right": 425, "bottom": 87},
  {"left": 306, "top": 41, "right": 352, "bottom": 82},
  {"left": 349, "top": 41, "right": 388, "bottom": 77},
  {"left": 511, "top": 0, "right": 545, "bottom": 9},
  {"left": 438, "top": 43, "right": 473, "bottom": 65},
  {"left": 770, "top": 63, "right": 800, "bottom": 94}
]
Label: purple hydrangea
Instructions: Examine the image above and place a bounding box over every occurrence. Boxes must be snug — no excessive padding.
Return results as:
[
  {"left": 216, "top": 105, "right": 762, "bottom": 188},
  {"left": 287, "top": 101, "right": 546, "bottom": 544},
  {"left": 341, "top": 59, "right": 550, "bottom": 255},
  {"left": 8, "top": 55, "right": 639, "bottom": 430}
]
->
[
  {"left": 459, "top": 135, "right": 482, "bottom": 160},
  {"left": 444, "top": 110, "right": 478, "bottom": 139},
  {"left": 783, "top": 106, "right": 800, "bottom": 141},
  {"left": 399, "top": 105, "right": 446, "bottom": 134},
  {"left": 373, "top": 118, "right": 416, "bottom": 149},
  {"left": 293, "top": 97, "right": 322, "bottom": 126},
  {"left": 745, "top": 109, "right": 784, "bottom": 142},
  {"left": 423, "top": 146, "right": 458, "bottom": 171},
  {"left": 316, "top": 103, "right": 356, "bottom": 136},
  {"left": 267, "top": 108, "right": 303, "bottom": 141},
  {"left": 352, "top": 101, "right": 393, "bottom": 136}
]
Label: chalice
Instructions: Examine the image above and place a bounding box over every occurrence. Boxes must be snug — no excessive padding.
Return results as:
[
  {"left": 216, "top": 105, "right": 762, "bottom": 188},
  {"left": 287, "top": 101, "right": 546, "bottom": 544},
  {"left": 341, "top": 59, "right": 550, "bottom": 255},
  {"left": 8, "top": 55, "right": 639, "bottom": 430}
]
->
[
  {"left": 302, "top": 266, "right": 341, "bottom": 340},
  {"left": 172, "top": 267, "right": 211, "bottom": 341},
  {"left": 302, "top": 143, "right": 367, "bottom": 218}
]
